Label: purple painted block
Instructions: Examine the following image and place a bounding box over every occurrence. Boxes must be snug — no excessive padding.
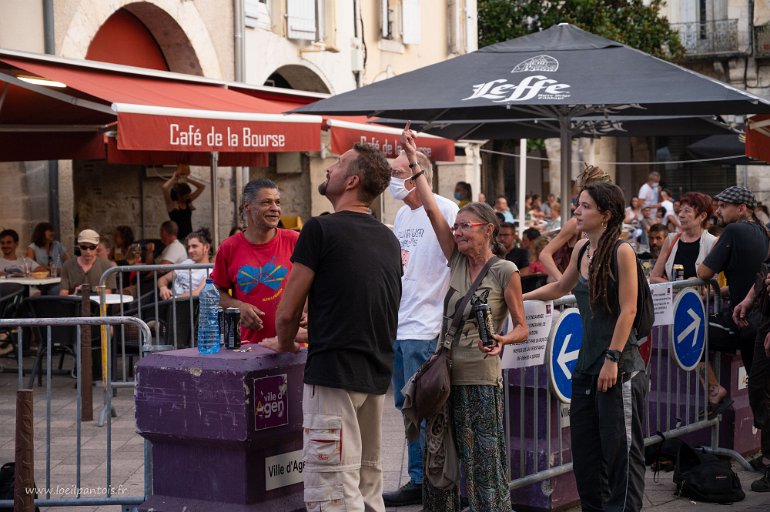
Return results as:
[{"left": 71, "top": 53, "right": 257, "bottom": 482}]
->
[
  {"left": 255, "top": 374, "right": 289, "bottom": 431},
  {"left": 135, "top": 346, "right": 307, "bottom": 512}
]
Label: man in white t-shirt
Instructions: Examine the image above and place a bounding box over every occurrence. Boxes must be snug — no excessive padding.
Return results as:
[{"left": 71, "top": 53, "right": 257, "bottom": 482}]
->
[
  {"left": 659, "top": 188, "right": 680, "bottom": 231},
  {"left": 638, "top": 171, "right": 661, "bottom": 208},
  {"left": 158, "top": 229, "right": 212, "bottom": 299},
  {"left": 382, "top": 150, "right": 458, "bottom": 507},
  {"left": 0, "top": 229, "right": 43, "bottom": 276},
  {"left": 145, "top": 221, "right": 187, "bottom": 265}
]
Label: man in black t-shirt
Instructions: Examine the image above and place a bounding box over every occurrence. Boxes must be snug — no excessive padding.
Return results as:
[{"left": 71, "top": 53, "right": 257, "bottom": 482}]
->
[
  {"left": 698, "top": 185, "right": 770, "bottom": 374},
  {"left": 264, "top": 143, "right": 401, "bottom": 512}
]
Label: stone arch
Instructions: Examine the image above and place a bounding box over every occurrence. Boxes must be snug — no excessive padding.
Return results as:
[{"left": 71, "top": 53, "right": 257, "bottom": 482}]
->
[
  {"left": 59, "top": 0, "right": 223, "bottom": 78},
  {"left": 266, "top": 64, "right": 330, "bottom": 94}
]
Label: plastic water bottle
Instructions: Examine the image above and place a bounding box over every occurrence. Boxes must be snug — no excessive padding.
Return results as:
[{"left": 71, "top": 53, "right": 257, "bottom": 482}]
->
[
  {"left": 50, "top": 253, "right": 62, "bottom": 278},
  {"left": 197, "top": 278, "right": 221, "bottom": 354}
]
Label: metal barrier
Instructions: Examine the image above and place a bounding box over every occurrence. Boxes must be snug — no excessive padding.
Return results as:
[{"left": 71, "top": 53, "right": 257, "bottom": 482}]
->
[
  {"left": 96, "top": 262, "right": 213, "bottom": 426},
  {"left": 0, "top": 316, "right": 152, "bottom": 510},
  {"left": 502, "top": 277, "right": 751, "bottom": 499}
]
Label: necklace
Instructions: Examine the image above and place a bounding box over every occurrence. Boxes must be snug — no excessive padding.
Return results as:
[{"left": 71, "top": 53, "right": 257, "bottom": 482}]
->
[{"left": 586, "top": 242, "right": 592, "bottom": 261}]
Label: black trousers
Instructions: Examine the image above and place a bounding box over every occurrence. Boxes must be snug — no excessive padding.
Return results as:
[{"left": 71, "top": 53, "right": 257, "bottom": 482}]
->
[
  {"left": 571, "top": 371, "right": 647, "bottom": 512},
  {"left": 749, "top": 327, "right": 770, "bottom": 459},
  {"left": 708, "top": 311, "right": 756, "bottom": 374}
]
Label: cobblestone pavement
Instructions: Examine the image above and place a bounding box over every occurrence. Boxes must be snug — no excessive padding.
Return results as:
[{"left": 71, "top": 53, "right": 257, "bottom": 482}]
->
[{"left": 2, "top": 355, "right": 769, "bottom": 511}]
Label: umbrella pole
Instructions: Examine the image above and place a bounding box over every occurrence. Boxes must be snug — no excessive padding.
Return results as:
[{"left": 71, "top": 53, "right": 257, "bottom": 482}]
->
[
  {"left": 210, "top": 151, "right": 219, "bottom": 248},
  {"left": 560, "top": 115, "right": 572, "bottom": 227},
  {"left": 518, "top": 139, "right": 527, "bottom": 225}
]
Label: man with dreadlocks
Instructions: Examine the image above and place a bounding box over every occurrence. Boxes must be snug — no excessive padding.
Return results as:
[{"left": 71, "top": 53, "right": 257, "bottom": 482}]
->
[{"left": 524, "top": 181, "right": 647, "bottom": 511}]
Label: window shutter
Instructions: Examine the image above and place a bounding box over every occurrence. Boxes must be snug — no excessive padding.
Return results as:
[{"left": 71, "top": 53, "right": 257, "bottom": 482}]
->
[
  {"left": 381, "top": 0, "right": 390, "bottom": 38},
  {"left": 287, "top": 0, "right": 317, "bottom": 40},
  {"left": 402, "top": 0, "right": 421, "bottom": 45}
]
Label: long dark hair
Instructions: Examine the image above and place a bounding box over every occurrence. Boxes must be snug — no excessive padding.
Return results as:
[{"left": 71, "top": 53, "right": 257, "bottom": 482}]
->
[
  {"left": 31, "top": 222, "right": 53, "bottom": 247},
  {"left": 459, "top": 202, "right": 506, "bottom": 257},
  {"left": 114, "top": 225, "right": 134, "bottom": 250},
  {"left": 582, "top": 182, "right": 626, "bottom": 313}
]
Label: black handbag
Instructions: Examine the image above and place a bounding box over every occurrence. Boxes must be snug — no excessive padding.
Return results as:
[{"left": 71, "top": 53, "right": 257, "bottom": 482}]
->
[{"left": 411, "top": 258, "right": 496, "bottom": 420}]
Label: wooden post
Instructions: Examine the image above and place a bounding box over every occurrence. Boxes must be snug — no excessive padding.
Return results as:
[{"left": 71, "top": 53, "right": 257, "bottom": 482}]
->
[
  {"left": 14, "top": 389, "right": 35, "bottom": 512},
  {"left": 80, "top": 284, "right": 93, "bottom": 421}
]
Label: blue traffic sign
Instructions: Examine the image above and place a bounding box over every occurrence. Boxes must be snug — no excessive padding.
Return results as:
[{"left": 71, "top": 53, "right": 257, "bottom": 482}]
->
[
  {"left": 670, "top": 288, "right": 706, "bottom": 371},
  {"left": 547, "top": 308, "right": 582, "bottom": 403}
]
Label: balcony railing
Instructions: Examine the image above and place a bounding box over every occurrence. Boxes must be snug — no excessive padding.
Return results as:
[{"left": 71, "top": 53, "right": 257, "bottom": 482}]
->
[{"left": 671, "top": 19, "right": 740, "bottom": 56}]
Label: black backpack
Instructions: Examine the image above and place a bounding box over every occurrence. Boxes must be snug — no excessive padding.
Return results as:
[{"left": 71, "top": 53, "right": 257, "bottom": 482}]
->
[
  {"left": 0, "top": 462, "right": 40, "bottom": 512},
  {"left": 577, "top": 240, "right": 655, "bottom": 339},
  {"left": 673, "top": 442, "right": 745, "bottom": 504},
  {"left": 611, "top": 241, "right": 655, "bottom": 339}
]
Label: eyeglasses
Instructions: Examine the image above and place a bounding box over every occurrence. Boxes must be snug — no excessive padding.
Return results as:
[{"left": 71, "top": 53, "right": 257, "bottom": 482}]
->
[
  {"left": 451, "top": 222, "right": 486, "bottom": 232},
  {"left": 79, "top": 244, "right": 97, "bottom": 251}
]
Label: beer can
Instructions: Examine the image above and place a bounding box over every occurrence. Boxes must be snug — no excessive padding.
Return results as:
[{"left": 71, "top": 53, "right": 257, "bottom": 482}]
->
[
  {"left": 673, "top": 264, "right": 685, "bottom": 282},
  {"left": 223, "top": 307, "right": 241, "bottom": 349},
  {"left": 217, "top": 307, "right": 224, "bottom": 345}
]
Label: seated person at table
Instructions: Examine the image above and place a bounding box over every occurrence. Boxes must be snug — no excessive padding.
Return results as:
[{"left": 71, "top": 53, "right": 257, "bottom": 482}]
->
[
  {"left": 144, "top": 221, "right": 187, "bottom": 265},
  {"left": 158, "top": 228, "right": 212, "bottom": 300},
  {"left": 26, "top": 222, "right": 69, "bottom": 268},
  {"left": 59, "top": 229, "right": 116, "bottom": 295},
  {"left": 0, "top": 229, "right": 44, "bottom": 277}
]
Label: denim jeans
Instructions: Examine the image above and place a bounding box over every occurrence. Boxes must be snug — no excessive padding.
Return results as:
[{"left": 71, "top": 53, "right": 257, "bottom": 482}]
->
[{"left": 392, "top": 338, "right": 436, "bottom": 485}]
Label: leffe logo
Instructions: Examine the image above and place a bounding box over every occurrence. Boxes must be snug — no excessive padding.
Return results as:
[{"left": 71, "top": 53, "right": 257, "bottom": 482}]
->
[{"left": 463, "top": 55, "right": 570, "bottom": 103}]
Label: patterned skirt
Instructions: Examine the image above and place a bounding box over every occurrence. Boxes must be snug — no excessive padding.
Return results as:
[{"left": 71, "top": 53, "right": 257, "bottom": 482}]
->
[{"left": 423, "top": 384, "right": 512, "bottom": 512}]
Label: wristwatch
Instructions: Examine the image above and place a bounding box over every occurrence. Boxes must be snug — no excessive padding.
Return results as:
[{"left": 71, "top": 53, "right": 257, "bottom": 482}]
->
[
  {"left": 408, "top": 161, "right": 419, "bottom": 169},
  {"left": 604, "top": 349, "right": 622, "bottom": 363}
]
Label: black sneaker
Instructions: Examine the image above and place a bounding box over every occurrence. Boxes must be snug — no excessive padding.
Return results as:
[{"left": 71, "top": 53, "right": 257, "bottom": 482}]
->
[
  {"left": 383, "top": 480, "right": 422, "bottom": 506},
  {"left": 751, "top": 469, "right": 770, "bottom": 492}
]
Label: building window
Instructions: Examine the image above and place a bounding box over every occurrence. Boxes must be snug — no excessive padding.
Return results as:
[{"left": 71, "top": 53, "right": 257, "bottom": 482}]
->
[
  {"left": 245, "top": 0, "right": 270, "bottom": 30},
  {"left": 381, "top": 0, "right": 420, "bottom": 45}
]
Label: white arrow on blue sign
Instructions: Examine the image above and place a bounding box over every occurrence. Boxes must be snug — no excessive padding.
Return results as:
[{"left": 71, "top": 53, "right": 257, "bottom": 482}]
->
[
  {"left": 547, "top": 308, "right": 582, "bottom": 403},
  {"left": 669, "top": 288, "right": 706, "bottom": 371}
]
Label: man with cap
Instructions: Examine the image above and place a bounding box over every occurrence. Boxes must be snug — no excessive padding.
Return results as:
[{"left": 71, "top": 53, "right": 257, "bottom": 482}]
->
[
  {"left": 59, "top": 229, "right": 117, "bottom": 295},
  {"left": 698, "top": 186, "right": 770, "bottom": 400}
]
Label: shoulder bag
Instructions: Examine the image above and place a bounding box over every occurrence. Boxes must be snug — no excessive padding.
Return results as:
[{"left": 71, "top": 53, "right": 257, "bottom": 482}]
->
[{"left": 411, "top": 257, "right": 497, "bottom": 421}]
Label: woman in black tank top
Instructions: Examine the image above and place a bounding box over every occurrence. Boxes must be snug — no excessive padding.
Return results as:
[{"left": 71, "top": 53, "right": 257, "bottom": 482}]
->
[
  {"left": 162, "top": 164, "right": 206, "bottom": 240},
  {"left": 524, "top": 182, "right": 647, "bottom": 511}
]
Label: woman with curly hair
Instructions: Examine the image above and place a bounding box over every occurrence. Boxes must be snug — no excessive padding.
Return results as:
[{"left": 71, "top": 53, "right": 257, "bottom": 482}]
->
[{"left": 524, "top": 181, "right": 647, "bottom": 511}]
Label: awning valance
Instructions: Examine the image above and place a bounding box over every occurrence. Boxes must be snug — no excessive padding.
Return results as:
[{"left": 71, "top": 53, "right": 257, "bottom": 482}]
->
[{"left": 0, "top": 51, "right": 322, "bottom": 159}]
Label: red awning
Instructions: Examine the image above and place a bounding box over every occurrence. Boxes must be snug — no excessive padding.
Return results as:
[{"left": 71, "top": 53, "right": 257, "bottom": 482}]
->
[
  {"left": 325, "top": 117, "right": 455, "bottom": 161},
  {"left": 0, "top": 52, "right": 322, "bottom": 159},
  {"left": 746, "top": 114, "right": 770, "bottom": 163},
  {"left": 230, "top": 86, "right": 456, "bottom": 161}
]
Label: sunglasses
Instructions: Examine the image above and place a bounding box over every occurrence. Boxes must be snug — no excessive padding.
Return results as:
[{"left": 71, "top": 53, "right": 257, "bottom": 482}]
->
[{"left": 79, "top": 244, "right": 97, "bottom": 251}]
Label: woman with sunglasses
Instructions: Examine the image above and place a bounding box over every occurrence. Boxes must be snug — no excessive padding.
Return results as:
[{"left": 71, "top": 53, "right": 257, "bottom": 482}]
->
[
  {"left": 58, "top": 229, "right": 117, "bottom": 296},
  {"left": 402, "top": 124, "right": 528, "bottom": 511}
]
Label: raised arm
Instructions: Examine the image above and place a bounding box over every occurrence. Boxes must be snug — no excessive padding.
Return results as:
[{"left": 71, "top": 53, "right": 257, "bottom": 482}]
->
[
  {"left": 401, "top": 123, "right": 455, "bottom": 261},
  {"left": 539, "top": 217, "right": 578, "bottom": 280},
  {"left": 162, "top": 173, "right": 177, "bottom": 211},
  {"left": 186, "top": 176, "right": 206, "bottom": 201}
]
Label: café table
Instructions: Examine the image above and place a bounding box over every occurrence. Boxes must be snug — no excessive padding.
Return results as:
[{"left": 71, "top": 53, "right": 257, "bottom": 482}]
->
[{"left": 1, "top": 276, "right": 61, "bottom": 287}]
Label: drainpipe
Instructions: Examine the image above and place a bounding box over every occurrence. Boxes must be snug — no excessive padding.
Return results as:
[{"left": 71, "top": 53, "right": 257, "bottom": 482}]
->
[
  {"left": 233, "top": 0, "right": 247, "bottom": 227},
  {"left": 43, "top": 0, "right": 59, "bottom": 233}
]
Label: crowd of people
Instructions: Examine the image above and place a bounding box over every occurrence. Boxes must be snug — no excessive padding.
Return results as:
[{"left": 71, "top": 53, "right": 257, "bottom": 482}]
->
[{"left": 3, "top": 133, "right": 770, "bottom": 510}]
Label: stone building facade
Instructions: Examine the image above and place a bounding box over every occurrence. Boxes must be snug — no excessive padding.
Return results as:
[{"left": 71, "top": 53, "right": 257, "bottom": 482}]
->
[{"left": 0, "top": 0, "right": 480, "bottom": 251}]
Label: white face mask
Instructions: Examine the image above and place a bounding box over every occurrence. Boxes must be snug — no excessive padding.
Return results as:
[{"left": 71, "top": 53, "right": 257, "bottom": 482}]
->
[{"left": 388, "top": 177, "right": 414, "bottom": 200}]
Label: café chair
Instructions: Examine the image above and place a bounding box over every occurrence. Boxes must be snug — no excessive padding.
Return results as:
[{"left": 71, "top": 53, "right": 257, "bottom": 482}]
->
[{"left": 18, "top": 296, "right": 100, "bottom": 387}]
